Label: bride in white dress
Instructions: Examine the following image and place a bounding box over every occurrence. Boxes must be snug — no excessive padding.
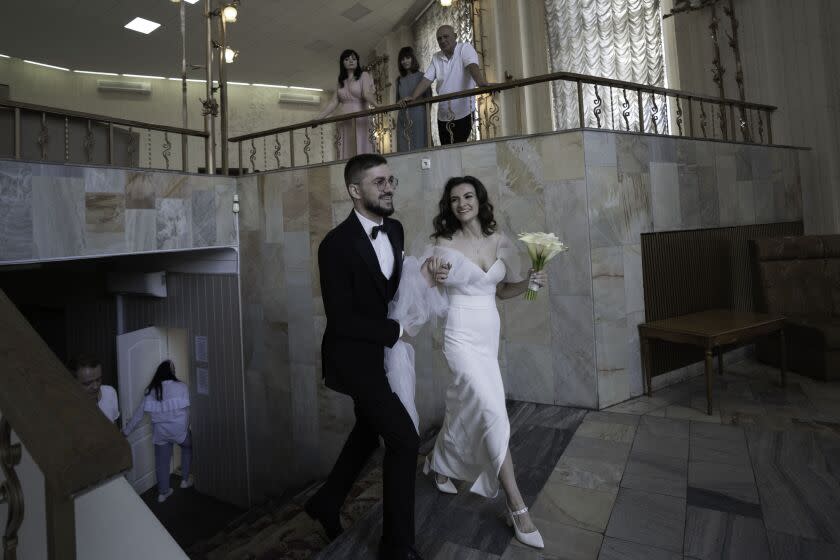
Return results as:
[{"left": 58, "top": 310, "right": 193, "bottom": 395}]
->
[{"left": 385, "top": 176, "right": 547, "bottom": 549}]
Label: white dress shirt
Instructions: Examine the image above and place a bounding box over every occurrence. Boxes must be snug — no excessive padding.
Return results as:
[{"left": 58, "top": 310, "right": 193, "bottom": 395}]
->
[
  {"left": 355, "top": 210, "right": 403, "bottom": 338},
  {"left": 98, "top": 385, "right": 120, "bottom": 423},
  {"left": 423, "top": 42, "right": 480, "bottom": 121},
  {"left": 355, "top": 210, "right": 395, "bottom": 279}
]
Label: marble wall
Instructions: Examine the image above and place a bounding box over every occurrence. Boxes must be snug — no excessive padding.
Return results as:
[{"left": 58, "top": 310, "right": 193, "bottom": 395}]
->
[
  {"left": 0, "top": 160, "right": 238, "bottom": 263},
  {"left": 0, "top": 130, "right": 809, "bottom": 501},
  {"left": 584, "top": 131, "right": 806, "bottom": 407},
  {"left": 237, "top": 130, "right": 807, "bottom": 497}
]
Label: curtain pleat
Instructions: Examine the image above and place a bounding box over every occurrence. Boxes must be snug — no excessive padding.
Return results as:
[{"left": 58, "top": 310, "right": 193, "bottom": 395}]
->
[{"left": 546, "top": 0, "right": 666, "bottom": 132}]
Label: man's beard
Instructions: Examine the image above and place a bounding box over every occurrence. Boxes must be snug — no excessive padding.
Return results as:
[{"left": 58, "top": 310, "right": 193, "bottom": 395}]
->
[{"left": 363, "top": 195, "right": 395, "bottom": 217}]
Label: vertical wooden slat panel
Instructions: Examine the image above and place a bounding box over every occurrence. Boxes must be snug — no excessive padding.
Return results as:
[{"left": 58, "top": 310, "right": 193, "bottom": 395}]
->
[
  {"left": 119, "top": 272, "right": 247, "bottom": 507},
  {"left": 641, "top": 221, "right": 803, "bottom": 377}
]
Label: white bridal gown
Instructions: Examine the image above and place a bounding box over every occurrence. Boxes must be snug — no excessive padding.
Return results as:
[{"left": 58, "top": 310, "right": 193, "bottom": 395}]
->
[{"left": 385, "top": 235, "right": 523, "bottom": 498}]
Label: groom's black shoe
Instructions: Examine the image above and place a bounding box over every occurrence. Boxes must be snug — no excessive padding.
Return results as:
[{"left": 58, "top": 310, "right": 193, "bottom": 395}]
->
[{"left": 304, "top": 497, "right": 343, "bottom": 541}]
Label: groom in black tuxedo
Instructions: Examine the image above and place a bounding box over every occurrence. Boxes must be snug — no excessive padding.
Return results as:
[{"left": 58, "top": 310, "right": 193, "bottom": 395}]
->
[{"left": 305, "top": 154, "right": 423, "bottom": 560}]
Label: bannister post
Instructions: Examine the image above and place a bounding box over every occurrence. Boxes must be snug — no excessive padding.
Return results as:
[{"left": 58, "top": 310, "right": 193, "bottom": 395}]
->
[
  {"left": 766, "top": 110, "right": 773, "bottom": 144},
  {"left": 637, "top": 89, "right": 645, "bottom": 133},
  {"left": 426, "top": 101, "right": 434, "bottom": 148},
  {"left": 107, "top": 123, "right": 114, "bottom": 166},
  {"left": 46, "top": 488, "right": 75, "bottom": 560},
  {"left": 289, "top": 131, "right": 295, "bottom": 167},
  {"left": 687, "top": 97, "right": 694, "bottom": 138},
  {"left": 577, "top": 81, "right": 585, "bottom": 128},
  {"left": 13, "top": 108, "right": 21, "bottom": 160}
]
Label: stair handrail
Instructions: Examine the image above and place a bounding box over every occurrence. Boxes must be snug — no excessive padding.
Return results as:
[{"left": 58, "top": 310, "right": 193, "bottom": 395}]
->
[{"left": 0, "top": 287, "right": 132, "bottom": 558}]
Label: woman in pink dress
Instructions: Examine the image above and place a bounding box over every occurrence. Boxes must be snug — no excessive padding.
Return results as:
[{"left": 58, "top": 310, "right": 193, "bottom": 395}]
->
[{"left": 316, "top": 49, "right": 378, "bottom": 159}]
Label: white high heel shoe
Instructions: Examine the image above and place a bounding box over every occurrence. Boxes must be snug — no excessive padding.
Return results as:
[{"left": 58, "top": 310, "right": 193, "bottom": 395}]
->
[
  {"left": 423, "top": 456, "right": 457, "bottom": 494},
  {"left": 506, "top": 504, "right": 544, "bottom": 549}
]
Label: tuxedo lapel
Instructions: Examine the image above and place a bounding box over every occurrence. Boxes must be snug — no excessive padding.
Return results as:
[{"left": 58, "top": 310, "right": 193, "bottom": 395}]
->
[
  {"left": 388, "top": 217, "right": 403, "bottom": 285},
  {"left": 348, "top": 212, "right": 388, "bottom": 300}
]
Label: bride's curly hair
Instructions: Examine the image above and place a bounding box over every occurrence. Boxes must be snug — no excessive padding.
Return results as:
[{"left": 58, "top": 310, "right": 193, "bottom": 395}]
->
[{"left": 431, "top": 176, "right": 497, "bottom": 239}]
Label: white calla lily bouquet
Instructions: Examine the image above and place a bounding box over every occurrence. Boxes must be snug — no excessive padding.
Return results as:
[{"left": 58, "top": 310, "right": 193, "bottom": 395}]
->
[{"left": 518, "top": 232, "right": 568, "bottom": 300}]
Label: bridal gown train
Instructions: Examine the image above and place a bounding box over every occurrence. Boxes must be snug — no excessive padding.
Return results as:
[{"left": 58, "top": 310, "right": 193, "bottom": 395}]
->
[{"left": 385, "top": 236, "right": 523, "bottom": 498}]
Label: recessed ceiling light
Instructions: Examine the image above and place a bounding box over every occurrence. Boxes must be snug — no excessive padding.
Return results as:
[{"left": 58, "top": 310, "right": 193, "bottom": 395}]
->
[
  {"left": 24, "top": 59, "right": 69, "bottom": 71},
  {"left": 75, "top": 70, "right": 119, "bottom": 76},
  {"left": 252, "top": 83, "right": 288, "bottom": 88},
  {"left": 122, "top": 73, "right": 165, "bottom": 80},
  {"left": 289, "top": 86, "right": 324, "bottom": 92},
  {"left": 125, "top": 17, "right": 161, "bottom": 35},
  {"left": 183, "top": 0, "right": 200, "bottom": 3},
  {"left": 228, "top": 81, "right": 250, "bottom": 86},
  {"left": 0, "top": 54, "right": 10, "bottom": 59}
]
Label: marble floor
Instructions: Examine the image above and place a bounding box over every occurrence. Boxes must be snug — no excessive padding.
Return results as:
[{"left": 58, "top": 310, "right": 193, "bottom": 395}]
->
[
  {"left": 189, "top": 358, "right": 840, "bottom": 559},
  {"left": 315, "top": 359, "right": 840, "bottom": 560}
]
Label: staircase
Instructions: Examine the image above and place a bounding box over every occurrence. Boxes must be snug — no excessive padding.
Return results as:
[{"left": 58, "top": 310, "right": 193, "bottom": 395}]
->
[{"left": 187, "top": 450, "right": 387, "bottom": 560}]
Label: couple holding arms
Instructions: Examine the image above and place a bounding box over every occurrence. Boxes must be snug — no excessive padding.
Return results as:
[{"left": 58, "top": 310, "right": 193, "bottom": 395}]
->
[{"left": 306, "top": 153, "right": 546, "bottom": 560}]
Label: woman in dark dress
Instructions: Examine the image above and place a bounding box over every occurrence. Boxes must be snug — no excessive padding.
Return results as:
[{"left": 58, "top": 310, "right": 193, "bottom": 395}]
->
[{"left": 395, "top": 47, "right": 430, "bottom": 152}]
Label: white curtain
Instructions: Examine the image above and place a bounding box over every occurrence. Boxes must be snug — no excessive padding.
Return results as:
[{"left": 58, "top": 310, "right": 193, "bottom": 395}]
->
[
  {"left": 412, "top": 0, "right": 476, "bottom": 145},
  {"left": 545, "top": 0, "right": 666, "bottom": 133}
]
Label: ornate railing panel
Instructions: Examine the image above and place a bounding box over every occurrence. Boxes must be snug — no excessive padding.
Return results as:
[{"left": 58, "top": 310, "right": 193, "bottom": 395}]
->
[
  {"left": 229, "top": 69, "right": 777, "bottom": 170},
  {"left": 0, "top": 99, "right": 208, "bottom": 173}
]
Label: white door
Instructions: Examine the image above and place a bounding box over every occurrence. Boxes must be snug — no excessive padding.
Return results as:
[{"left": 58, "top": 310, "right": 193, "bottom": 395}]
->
[{"left": 117, "top": 326, "right": 168, "bottom": 494}]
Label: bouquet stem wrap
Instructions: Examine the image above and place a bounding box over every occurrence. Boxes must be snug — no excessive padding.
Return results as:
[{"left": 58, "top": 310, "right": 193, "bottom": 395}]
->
[{"left": 518, "top": 232, "right": 568, "bottom": 301}]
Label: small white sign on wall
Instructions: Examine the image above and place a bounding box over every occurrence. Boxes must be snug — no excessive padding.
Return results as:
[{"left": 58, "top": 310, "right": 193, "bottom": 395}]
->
[
  {"left": 195, "top": 335, "right": 208, "bottom": 363},
  {"left": 196, "top": 367, "right": 209, "bottom": 396}
]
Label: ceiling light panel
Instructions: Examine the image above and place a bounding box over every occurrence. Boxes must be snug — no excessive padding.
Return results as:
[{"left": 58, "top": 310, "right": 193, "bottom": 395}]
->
[{"left": 125, "top": 17, "right": 161, "bottom": 35}]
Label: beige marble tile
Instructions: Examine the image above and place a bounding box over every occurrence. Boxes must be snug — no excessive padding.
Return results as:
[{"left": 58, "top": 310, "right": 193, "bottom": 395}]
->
[
  {"left": 541, "top": 132, "right": 585, "bottom": 181},
  {"left": 503, "top": 516, "right": 603, "bottom": 560},
  {"left": 154, "top": 173, "right": 190, "bottom": 199},
  {"left": 307, "top": 166, "right": 332, "bottom": 244},
  {"left": 545, "top": 179, "right": 592, "bottom": 297},
  {"left": 503, "top": 341, "right": 554, "bottom": 405},
  {"left": 281, "top": 169, "right": 309, "bottom": 232},
  {"left": 531, "top": 478, "right": 617, "bottom": 533},
  {"left": 85, "top": 192, "right": 125, "bottom": 234},
  {"left": 575, "top": 420, "right": 636, "bottom": 444},
  {"left": 31, "top": 176, "right": 85, "bottom": 259},
  {"left": 551, "top": 294, "right": 597, "bottom": 409},
  {"left": 498, "top": 139, "right": 543, "bottom": 197},
  {"left": 125, "top": 209, "right": 156, "bottom": 252},
  {"left": 591, "top": 246, "right": 625, "bottom": 323},
  {"left": 125, "top": 171, "right": 158, "bottom": 209}
]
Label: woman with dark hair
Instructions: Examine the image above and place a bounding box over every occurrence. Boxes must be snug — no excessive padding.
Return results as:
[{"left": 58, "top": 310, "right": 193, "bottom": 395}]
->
[
  {"left": 395, "top": 46, "right": 430, "bottom": 152},
  {"left": 316, "top": 49, "right": 378, "bottom": 159},
  {"left": 123, "top": 359, "right": 192, "bottom": 503},
  {"left": 385, "top": 175, "right": 547, "bottom": 549}
]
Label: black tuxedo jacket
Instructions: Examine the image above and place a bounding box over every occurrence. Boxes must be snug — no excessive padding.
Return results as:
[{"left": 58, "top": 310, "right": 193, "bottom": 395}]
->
[{"left": 318, "top": 211, "right": 404, "bottom": 395}]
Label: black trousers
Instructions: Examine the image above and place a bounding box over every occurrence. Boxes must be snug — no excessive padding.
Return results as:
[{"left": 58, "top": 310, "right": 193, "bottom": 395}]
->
[
  {"left": 437, "top": 115, "right": 472, "bottom": 145},
  {"left": 313, "top": 378, "right": 419, "bottom": 553}
]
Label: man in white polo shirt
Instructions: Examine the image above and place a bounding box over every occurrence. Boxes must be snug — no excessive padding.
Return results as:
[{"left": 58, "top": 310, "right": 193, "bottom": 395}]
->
[
  {"left": 70, "top": 354, "right": 120, "bottom": 425},
  {"left": 403, "top": 25, "right": 492, "bottom": 144}
]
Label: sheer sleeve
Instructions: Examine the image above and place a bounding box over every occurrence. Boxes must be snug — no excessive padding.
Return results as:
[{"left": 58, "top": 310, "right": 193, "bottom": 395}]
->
[
  {"left": 388, "top": 247, "right": 448, "bottom": 336},
  {"left": 384, "top": 245, "right": 449, "bottom": 434},
  {"left": 497, "top": 233, "right": 526, "bottom": 283}
]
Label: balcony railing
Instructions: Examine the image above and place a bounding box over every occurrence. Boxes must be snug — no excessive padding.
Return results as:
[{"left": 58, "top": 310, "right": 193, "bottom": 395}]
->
[
  {"left": 0, "top": 99, "right": 208, "bottom": 173},
  {"left": 227, "top": 69, "right": 777, "bottom": 172},
  {"left": 0, "top": 70, "right": 776, "bottom": 176}
]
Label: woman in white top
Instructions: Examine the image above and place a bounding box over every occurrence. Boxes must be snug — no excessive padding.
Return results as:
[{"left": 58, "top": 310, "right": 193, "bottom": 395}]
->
[{"left": 123, "top": 360, "right": 192, "bottom": 502}]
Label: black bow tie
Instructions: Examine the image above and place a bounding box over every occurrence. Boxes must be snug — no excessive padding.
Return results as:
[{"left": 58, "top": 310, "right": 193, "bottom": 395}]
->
[{"left": 371, "top": 223, "right": 388, "bottom": 239}]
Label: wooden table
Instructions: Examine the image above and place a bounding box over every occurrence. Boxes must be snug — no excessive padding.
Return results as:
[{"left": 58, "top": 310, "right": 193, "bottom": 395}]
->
[{"left": 638, "top": 309, "right": 786, "bottom": 415}]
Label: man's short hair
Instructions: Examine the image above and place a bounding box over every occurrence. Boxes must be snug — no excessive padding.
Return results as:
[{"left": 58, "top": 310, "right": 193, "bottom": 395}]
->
[
  {"left": 68, "top": 354, "right": 101, "bottom": 377},
  {"left": 344, "top": 154, "right": 388, "bottom": 187}
]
